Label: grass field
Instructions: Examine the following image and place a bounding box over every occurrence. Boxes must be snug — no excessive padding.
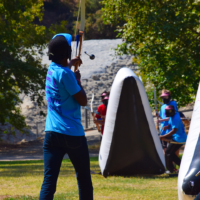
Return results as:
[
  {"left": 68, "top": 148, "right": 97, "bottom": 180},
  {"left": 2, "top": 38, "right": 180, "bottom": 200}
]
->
[{"left": 0, "top": 157, "right": 178, "bottom": 200}]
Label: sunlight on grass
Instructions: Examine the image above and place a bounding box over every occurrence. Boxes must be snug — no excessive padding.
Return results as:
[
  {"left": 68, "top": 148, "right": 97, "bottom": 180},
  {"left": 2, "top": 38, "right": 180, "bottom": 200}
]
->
[{"left": 0, "top": 157, "right": 178, "bottom": 200}]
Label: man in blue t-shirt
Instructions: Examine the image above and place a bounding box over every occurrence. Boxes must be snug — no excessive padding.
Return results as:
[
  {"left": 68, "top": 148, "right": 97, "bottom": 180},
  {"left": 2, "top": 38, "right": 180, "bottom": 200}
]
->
[
  {"left": 157, "top": 90, "right": 178, "bottom": 150},
  {"left": 39, "top": 34, "right": 93, "bottom": 200},
  {"left": 158, "top": 90, "right": 178, "bottom": 135},
  {"left": 159, "top": 105, "right": 187, "bottom": 173}
]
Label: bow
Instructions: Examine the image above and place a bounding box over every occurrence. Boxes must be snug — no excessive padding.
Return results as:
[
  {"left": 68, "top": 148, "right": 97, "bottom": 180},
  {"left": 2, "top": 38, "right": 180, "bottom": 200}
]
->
[
  {"left": 74, "top": 0, "right": 85, "bottom": 72},
  {"left": 91, "top": 93, "right": 101, "bottom": 132},
  {"left": 90, "top": 93, "right": 94, "bottom": 114}
]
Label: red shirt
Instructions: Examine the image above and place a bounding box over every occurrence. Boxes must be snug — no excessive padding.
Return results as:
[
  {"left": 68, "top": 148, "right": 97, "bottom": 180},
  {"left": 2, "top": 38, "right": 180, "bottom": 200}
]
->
[{"left": 95, "top": 104, "right": 107, "bottom": 134}]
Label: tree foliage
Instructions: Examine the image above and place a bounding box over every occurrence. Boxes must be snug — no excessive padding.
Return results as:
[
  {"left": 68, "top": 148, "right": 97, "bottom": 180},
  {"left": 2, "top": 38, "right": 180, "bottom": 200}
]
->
[
  {"left": 102, "top": 0, "right": 200, "bottom": 108},
  {"left": 85, "top": 0, "right": 115, "bottom": 39},
  {"left": 0, "top": 0, "right": 64, "bottom": 133},
  {"left": 72, "top": 0, "right": 119, "bottom": 39},
  {"left": 85, "top": 9, "right": 117, "bottom": 39}
]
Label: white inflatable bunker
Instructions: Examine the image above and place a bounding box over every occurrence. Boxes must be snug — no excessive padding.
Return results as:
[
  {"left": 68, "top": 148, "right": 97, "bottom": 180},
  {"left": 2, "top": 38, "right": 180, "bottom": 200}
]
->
[
  {"left": 99, "top": 67, "right": 165, "bottom": 177},
  {"left": 178, "top": 82, "right": 200, "bottom": 200}
]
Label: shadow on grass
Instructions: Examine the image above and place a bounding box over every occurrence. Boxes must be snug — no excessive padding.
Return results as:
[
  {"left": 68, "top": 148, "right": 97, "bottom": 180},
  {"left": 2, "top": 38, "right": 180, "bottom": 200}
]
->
[
  {"left": 0, "top": 157, "right": 98, "bottom": 165},
  {"left": 122, "top": 174, "right": 178, "bottom": 179},
  {"left": 0, "top": 157, "right": 99, "bottom": 177},
  {"left": 0, "top": 157, "right": 174, "bottom": 179},
  {"left": 0, "top": 165, "right": 75, "bottom": 177},
  {"left": 102, "top": 172, "right": 178, "bottom": 179}
]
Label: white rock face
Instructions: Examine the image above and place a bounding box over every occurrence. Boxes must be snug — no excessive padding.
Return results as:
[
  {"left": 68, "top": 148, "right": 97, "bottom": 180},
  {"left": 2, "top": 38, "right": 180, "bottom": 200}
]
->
[
  {"left": 42, "top": 39, "right": 126, "bottom": 79},
  {"left": 1, "top": 39, "right": 137, "bottom": 144}
]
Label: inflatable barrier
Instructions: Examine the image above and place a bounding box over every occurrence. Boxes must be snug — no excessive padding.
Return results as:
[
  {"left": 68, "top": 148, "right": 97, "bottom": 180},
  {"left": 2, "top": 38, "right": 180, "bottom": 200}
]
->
[
  {"left": 178, "top": 82, "right": 200, "bottom": 200},
  {"left": 99, "top": 67, "right": 165, "bottom": 177}
]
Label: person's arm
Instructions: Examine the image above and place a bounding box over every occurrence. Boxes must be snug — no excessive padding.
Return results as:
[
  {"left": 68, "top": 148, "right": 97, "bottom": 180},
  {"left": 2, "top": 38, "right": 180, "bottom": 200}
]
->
[
  {"left": 159, "top": 128, "right": 177, "bottom": 140},
  {"left": 162, "top": 124, "right": 170, "bottom": 131},
  {"left": 73, "top": 70, "right": 87, "bottom": 106},
  {"left": 160, "top": 115, "right": 179, "bottom": 140},
  {"left": 73, "top": 80, "right": 87, "bottom": 106},
  {"left": 95, "top": 106, "right": 102, "bottom": 119},
  {"left": 62, "top": 61, "right": 87, "bottom": 106},
  {"left": 93, "top": 119, "right": 105, "bottom": 125},
  {"left": 157, "top": 106, "right": 168, "bottom": 123}
]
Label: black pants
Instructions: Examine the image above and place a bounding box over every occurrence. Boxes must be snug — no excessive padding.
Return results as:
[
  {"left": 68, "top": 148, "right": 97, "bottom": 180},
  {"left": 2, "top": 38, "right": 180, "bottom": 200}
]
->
[
  {"left": 39, "top": 132, "right": 93, "bottom": 200},
  {"left": 165, "top": 143, "right": 182, "bottom": 173},
  {"left": 161, "top": 141, "right": 168, "bottom": 149}
]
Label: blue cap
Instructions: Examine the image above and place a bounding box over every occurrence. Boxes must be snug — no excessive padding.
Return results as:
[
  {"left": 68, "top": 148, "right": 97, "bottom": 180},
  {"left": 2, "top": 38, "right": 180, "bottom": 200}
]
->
[{"left": 52, "top": 33, "right": 72, "bottom": 46}]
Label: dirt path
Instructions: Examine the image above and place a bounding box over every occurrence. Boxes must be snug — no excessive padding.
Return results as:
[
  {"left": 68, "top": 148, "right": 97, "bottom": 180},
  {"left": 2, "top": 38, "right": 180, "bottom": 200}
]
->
[{"left": 0, "top": 130, "right": 101, "bottom": 161}]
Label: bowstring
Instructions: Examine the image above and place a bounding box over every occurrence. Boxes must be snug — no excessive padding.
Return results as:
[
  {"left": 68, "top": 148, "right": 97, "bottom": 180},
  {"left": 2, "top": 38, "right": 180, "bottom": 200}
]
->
[{"left": 72, "top": 0, "right": 82, "bottom": 59}]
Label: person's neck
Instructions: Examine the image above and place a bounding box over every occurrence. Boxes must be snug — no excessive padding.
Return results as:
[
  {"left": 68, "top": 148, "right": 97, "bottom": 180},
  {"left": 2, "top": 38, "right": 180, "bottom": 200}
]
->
[
  {"left": 60, "top": 59, "right": 68, "bottom": 67},
  {"left": 55, "top": 57, "right": 68, "bottom": 67}
]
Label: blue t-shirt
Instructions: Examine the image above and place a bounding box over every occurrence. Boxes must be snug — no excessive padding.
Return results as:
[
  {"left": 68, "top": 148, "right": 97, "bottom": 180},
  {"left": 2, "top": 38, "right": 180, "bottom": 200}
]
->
[
  {"left": 168, "top": 112, "right": 187, "bottom": 143},
  {"left": 159, "top": 101, "right": 178, "bottom": 135},
  {"left": 45, "top": 62, "right": 85, "bottom": 136}
]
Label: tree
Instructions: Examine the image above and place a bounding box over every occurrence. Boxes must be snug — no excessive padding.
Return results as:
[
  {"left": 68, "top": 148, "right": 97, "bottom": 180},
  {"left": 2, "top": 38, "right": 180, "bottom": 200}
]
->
[
  {"left": 72, "top": 0, "right": 119, "bottom": 39},
  {"left": 0, "top": 0, "right": 66, "bottom": 134},
  {"left": 85, "top": 9, "right": 118, "bottom": 39},
  {"left": 101, "top": 0, "right": 200, "bottom": 108}
]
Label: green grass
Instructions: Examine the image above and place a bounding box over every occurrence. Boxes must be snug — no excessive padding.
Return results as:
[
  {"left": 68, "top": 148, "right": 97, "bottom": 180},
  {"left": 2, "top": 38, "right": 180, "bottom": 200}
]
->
[{"left": 0, "top": 157, "right": 178, "bottom": 200}]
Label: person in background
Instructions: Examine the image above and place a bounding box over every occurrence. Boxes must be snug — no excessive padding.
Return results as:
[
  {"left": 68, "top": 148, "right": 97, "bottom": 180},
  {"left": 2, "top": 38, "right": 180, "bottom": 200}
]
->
[
  {"left": 39, "top": 33, "right": 93, "bottom": 200},
  {"left": 157, "top": 90, "right": 178, "bottom": 151},
  {"left": 92, "top": 91, "right": 107, "bottom": 132},
  {"left": 160, "top": 105, "right": 187, "bottom": 173},
  {"left": 93, "top": 96, "right": 109, "bottom": 135},
  {"left": 101, "top": 91, "right": 107, "bottom": 100},
  {"left": 92, "top": 91, "right": 108, "bottom": 131}
]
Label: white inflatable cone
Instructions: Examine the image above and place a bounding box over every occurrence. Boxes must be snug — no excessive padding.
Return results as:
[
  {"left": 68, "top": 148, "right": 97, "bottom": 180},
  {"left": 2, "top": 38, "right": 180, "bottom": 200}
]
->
[{"left": 178, "top": 82, "right": 200, "bottom": 200}]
